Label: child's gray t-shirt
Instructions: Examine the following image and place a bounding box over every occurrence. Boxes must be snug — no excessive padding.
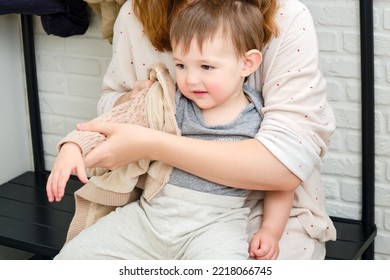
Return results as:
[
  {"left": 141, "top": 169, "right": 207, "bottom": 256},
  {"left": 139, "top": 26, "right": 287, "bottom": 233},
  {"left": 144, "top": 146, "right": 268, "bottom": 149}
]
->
[{"left": 168, "top": 84, "right": 263, "bottom": 197}]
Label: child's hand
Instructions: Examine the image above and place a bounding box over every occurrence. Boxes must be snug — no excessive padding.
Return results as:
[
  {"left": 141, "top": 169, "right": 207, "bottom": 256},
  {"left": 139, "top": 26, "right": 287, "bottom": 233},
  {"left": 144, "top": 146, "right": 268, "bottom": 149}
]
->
[
  {"left": 46, "top": 143, "right": 88, "bottom": 202},
  {"left": 249, "top": 227, "right": 279, "bottom": 260}
]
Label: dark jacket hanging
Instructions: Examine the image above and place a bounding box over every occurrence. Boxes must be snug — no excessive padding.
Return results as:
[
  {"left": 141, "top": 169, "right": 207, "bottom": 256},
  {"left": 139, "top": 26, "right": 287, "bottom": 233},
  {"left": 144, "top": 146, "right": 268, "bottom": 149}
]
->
[
  {"left": 0, "top": 0, "right": 89, "bottom": 37},
  {"left": 0, "top": 0, "right": 66, "bottom": 15}
]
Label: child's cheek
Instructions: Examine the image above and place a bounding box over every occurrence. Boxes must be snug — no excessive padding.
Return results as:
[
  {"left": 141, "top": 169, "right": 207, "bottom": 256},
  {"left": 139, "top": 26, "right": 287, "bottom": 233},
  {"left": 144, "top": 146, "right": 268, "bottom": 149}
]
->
[
  {"left": 176, "top": 78, "right": 187, "bottom": 95},
  {"left": 205, "top": 81, "right": 224, "bottom": 98}
]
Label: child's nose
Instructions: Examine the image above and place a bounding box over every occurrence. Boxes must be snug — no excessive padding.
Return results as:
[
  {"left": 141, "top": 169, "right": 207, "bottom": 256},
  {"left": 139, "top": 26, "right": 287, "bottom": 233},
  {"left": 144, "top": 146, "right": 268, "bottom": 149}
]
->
[{"left": 186, "top": 69, "right": 199, "bottom": 85}]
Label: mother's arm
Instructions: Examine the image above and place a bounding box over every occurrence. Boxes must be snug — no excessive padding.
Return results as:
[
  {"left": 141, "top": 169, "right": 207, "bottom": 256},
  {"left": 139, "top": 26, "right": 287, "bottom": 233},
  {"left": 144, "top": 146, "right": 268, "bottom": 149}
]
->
[{"left": 78, "top": 122, "right": 301, "bottom": 191}]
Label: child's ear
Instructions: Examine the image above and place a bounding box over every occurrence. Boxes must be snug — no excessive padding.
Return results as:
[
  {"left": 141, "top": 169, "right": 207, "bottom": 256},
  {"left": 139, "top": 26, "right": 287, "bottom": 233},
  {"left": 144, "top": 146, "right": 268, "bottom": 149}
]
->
[{"left": 242, "top": 49, "right": 262, "bottom": 77}]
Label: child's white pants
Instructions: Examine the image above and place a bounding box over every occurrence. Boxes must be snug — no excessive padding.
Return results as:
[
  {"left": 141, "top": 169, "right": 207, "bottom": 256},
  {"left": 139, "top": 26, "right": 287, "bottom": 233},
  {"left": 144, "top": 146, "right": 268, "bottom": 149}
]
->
[{"left": 55, "top": 184, "right": 250, "bottom": 260}]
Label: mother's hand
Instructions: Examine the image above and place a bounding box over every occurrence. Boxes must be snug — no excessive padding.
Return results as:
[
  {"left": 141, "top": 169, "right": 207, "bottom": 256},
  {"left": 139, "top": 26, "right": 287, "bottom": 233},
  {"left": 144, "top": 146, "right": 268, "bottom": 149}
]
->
[{"left": 76, "top": 122, "right": 155, "bottom": 169}]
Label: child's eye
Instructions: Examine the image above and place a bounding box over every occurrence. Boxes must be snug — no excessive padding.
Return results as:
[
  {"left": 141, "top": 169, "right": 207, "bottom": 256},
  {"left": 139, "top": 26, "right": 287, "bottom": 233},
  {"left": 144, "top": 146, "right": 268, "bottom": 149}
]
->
[
  {"left": 175, "top": 63, "right": 185, "bottom": 70},
  {"left": 201, "top": 65, "right": 213, "bottom": 70}
]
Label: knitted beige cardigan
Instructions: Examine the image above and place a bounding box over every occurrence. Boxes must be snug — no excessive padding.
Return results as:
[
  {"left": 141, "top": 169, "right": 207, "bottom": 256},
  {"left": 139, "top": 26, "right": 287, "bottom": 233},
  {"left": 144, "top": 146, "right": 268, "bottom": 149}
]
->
[{"left": 59, "top": 63, "right": 180, "bottom": 241}]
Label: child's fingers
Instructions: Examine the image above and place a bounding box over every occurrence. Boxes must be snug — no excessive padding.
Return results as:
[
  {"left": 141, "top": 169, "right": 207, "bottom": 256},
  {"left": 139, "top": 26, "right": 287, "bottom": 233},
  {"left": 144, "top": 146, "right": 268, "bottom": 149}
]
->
[
  {"left": 252, "top": 247, "right": 269, "bottom": 258},
  {"left": 251, "top": 241, "right": 274, "bottom": 260},
  {"left": 46, "top": 168, "right": 64, "bottom": 202},
  {"left": 46, "top": 173, "right": 55, "bottom": 202},
  {"left": 255, "top": 250, "right": 273, "bottom": 260},
  {"left": 54, "top": 170, "right": 70, "bottom": 202},
  {"left": 76, "top": 163, "right": 89, "bottom": 184},
  {"left": 270, "top": 249, "right": 278, "bottom": 260},
  {"left": 254, "top": 246, "right": 278, "bottom": 260},
  {"left": 249, "top": 237, "right": 261, "bottom": 254}
]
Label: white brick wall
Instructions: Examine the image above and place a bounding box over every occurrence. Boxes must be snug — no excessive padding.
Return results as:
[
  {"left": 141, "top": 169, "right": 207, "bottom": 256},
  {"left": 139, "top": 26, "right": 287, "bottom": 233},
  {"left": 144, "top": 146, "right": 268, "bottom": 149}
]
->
[
  {"left": 33, "top": 12, "right": 112, "bottom": 166},
  {"left": 301, "top": 0, "right": 390, "bottom": 259},
  {"left": 32, "top": 1, "right": 390, "bottom": 259}
]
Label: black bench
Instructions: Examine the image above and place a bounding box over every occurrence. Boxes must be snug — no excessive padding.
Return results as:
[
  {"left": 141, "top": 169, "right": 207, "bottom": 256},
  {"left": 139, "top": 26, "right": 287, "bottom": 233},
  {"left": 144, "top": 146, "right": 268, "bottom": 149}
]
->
[
  {"left": 0, "top": 171, "right": 80, "bottom": 259},
  {"left": 0, "top": 1, "right": 377, "bottom": 260}
]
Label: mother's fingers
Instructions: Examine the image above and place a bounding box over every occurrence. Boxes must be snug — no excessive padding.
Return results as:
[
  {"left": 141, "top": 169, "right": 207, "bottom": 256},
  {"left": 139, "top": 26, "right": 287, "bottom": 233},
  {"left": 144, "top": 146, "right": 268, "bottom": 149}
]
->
[
  {"left": 83, "top": 140, "right": 112, "bottom": 168},
  {"left": 78, "top": 122, "right": 153, "bottom": 169},
  {"left": 76, "top": 121, "right": 115, "bottom": 136}
]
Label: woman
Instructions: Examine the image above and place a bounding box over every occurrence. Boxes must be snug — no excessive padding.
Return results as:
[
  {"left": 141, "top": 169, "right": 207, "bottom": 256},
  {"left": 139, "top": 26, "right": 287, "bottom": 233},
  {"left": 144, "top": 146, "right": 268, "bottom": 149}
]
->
[{"left": 76, "top": 0, "right": 336, "bottom": 259}]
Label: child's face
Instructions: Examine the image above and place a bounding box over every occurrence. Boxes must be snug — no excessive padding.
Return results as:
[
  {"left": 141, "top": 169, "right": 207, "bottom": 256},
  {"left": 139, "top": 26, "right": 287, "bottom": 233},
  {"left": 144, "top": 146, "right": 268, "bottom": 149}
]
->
[{"left": 172, "top": 31, "right": 247, "bottom": 113}]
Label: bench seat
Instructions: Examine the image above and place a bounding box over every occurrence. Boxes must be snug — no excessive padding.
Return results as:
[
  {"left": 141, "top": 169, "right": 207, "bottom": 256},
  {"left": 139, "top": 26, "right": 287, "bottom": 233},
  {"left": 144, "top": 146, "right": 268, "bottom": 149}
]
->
[{"left": 0, "top": 171, "right": 80, "bottom": 258}]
